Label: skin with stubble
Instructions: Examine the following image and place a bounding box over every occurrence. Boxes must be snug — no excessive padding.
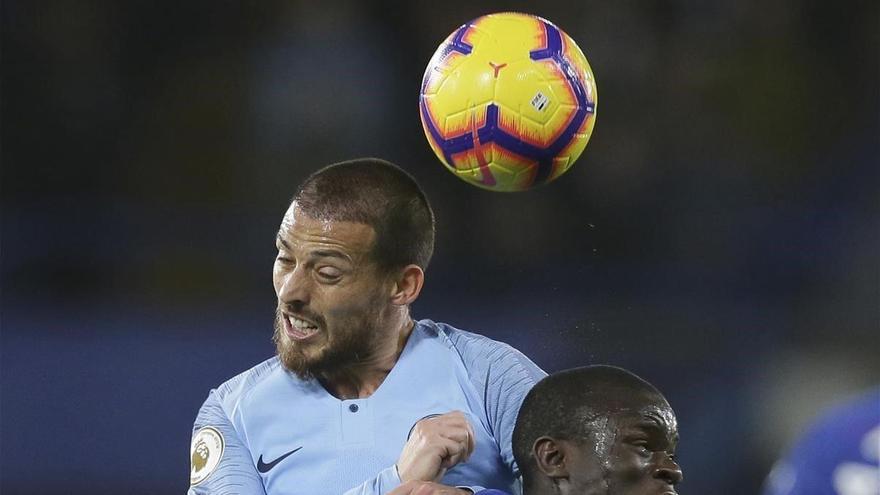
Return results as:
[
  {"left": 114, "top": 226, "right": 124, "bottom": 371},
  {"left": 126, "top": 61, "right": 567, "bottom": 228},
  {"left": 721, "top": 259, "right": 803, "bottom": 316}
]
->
[
  {"left": 272, "top": 202, "right": 471, "bottom": 491},
  {"left": 272, "top": 203, "right": 414, "bottom": 396}
]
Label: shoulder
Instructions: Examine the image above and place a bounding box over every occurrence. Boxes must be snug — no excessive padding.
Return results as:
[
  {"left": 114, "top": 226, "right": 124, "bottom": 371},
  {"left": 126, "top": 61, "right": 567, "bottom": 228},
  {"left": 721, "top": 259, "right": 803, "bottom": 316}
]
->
[
  {"left": 793, "top": 388, "right": 879, "bottom": 453},
  {"left": 416, "top": 319, "right": 546, "bottom": 380},
  {"left": 211, "top": 356, "right": 284, "bottom": 414},
  {"left": 418, "top": 319, "right": 539, "bottom": 365},
  {"left": 763, "top": 388, "right": 880, "bottom": 495}
]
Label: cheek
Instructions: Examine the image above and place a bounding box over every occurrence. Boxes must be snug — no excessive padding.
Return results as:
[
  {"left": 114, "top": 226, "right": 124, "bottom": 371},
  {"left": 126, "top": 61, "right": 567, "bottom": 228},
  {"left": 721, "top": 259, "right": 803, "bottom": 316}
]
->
[
  {"left": 606, "top": 450, "right": 653, "bottom": 484},
  {"left": 272, "top": 266, "right": 284, "bottom": 293},
  {"left": 321, "top": 295, "right": 374, "bottom": 322},
  {"left": 323, "top": 283, "right": 385, "bottom": 315},
  {"left": 567, "top": 453, "right": 609, "bottom": 493}
]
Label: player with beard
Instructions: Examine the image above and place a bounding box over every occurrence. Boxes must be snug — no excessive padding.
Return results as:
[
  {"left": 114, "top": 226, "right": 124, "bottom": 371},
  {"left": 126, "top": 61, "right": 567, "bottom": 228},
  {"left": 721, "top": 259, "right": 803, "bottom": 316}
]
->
[
  {"left": 391, "top": 365, "right": 683, "bottom": 495},
  {"left": 188, "top": 158, "right": 546, "bottom": 494}
]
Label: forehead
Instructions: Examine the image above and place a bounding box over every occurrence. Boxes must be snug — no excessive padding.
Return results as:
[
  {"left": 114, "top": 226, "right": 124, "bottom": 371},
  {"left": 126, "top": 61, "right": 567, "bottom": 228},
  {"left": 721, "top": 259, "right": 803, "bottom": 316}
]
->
[
  {"left": 611, "top": 399, "right": 678, "bottom": 437},
  {"left": 278, "top": 203, "right": 376, "bottom": 255}
]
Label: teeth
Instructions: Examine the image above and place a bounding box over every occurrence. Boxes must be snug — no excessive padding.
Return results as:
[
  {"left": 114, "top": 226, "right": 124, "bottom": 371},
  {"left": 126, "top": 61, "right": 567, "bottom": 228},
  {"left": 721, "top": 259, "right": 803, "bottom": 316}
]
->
[{"left": 290, "top": 316, "right": 317, "bottom": 331}]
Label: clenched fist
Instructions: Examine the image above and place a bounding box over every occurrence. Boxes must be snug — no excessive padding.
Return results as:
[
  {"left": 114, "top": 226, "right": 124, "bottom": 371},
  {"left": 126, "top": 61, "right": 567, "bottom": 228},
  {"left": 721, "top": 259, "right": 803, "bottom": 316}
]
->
[{"left": 396, "top": 411, "right": 476, "bottom": 483}]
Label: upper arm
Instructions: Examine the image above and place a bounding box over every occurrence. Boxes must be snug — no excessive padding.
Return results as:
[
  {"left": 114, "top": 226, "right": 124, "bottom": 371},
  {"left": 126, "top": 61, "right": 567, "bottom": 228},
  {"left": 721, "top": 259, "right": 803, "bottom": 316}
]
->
[
  {"left": 453, "top": 332, "right": 547, "bottom": 476},
  {"left": 188, "top": 391, "right": 266, "bottom": 495},
  {"left": 482, "top": 345, "right": 546, "bottom": 475}
]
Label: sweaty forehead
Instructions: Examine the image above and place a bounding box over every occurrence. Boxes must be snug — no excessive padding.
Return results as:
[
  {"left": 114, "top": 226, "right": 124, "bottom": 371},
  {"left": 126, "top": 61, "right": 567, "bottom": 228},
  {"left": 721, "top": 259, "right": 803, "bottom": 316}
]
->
[
  {"left": 278, "top": 204, "right": 376, "bottom": 254},
  {"left": 611, "top": 400, "right": 678, "bottom": 438},
  {"left": 582, "top": 389, "right": 676, "bottom": 427}
]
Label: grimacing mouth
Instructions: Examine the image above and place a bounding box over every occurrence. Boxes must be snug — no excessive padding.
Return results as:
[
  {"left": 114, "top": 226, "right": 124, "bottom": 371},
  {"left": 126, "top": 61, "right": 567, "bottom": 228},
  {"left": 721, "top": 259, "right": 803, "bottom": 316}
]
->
[{"left": 281, "top": 311, "right": 320, "bottom": 339}]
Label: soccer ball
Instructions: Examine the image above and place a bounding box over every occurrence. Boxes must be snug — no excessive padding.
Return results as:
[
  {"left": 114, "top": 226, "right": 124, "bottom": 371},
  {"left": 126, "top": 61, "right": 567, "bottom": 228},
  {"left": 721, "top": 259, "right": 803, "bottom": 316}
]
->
[{"left": 419, "top": 12, "right": 597, "bottom": 192}]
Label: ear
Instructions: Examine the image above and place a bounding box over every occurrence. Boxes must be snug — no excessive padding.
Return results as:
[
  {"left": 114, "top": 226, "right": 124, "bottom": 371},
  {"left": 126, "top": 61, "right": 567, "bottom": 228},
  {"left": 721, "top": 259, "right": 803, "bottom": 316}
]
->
[
  {"left": 389, "top": 264, "right": 425, "bottom": 306},
  {"left": 533, "top": 436, "right": 569, "bottom": 480}
]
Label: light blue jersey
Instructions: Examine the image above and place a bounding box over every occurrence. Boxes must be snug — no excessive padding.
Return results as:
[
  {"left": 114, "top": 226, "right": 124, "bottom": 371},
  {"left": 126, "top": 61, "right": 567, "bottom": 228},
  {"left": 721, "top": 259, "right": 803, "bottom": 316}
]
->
[{"left": 189, "top": 319, "right": 546, "bottom": 494}]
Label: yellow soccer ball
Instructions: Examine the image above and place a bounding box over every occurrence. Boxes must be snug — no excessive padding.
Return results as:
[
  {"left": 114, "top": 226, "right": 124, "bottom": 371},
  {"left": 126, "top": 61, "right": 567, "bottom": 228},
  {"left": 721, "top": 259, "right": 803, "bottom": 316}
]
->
[{"left": 419, "top": 12, "right": 598, "bottom": 192}]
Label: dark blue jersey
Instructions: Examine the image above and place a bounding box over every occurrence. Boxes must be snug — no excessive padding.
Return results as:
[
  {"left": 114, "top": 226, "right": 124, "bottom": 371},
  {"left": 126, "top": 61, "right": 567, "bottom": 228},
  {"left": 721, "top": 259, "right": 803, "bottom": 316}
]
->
[{"left": 763, "top": 388, "right": 879, "bottom": 495}]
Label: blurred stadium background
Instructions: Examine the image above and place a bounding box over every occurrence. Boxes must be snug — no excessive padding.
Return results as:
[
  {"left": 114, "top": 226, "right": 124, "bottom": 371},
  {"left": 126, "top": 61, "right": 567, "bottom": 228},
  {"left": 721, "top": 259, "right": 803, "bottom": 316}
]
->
[{"left": 2, "top": 1, "right": 877, "bottom": 493}]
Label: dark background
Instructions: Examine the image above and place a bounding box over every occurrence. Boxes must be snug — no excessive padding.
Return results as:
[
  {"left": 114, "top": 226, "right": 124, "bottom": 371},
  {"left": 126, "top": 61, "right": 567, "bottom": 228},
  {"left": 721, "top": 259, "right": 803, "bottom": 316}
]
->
[{"left": 2, "top": 1, "right": 878, "bottom": 493}]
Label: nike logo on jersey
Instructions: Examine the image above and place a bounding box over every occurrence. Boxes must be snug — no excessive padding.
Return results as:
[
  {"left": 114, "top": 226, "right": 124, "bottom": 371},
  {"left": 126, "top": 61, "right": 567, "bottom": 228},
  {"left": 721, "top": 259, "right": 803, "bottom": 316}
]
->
[{"left": 257, "top": 447, "right": 302, "bottom": 473}]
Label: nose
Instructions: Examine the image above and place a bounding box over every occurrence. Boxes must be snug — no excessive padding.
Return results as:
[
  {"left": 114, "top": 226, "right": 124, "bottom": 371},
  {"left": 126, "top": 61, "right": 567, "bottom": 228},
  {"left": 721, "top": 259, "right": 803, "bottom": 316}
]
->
[
  {"left": 277, "top": 264, "right": 311, "bottom": 306},
  {"left": 654, "top": 456, "right": 683, "bottom": 485}
]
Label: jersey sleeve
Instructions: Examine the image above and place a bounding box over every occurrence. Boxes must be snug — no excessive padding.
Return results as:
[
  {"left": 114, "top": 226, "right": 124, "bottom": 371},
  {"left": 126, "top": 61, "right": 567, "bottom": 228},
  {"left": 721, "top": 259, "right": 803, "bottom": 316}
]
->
[
  {"left": 188, "top": 390, "right": 266, "bottom": 495},
  {"left": 480, "top": 344, "right": 546, "bottom": 478},
  {"left": 446, "top": 328, "right": 547, "bottom": 479},
  {"left": 340, "top": 465, "right": 401, "bottom": 495}
]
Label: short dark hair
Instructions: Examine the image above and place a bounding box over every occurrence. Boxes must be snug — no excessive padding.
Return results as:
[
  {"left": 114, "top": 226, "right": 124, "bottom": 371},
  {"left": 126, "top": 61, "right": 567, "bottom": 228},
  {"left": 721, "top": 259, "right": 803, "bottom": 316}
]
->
[
  {"left": 512, "top": 365, "right": 665, "bottom": 482},
  {"left": 292, "top": 158, "right": 435, "bottom": 271}
]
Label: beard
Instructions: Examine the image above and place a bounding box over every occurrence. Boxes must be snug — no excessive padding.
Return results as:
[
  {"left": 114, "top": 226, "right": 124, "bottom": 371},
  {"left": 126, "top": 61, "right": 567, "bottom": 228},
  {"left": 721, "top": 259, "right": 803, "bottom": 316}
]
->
[{"left": 272, "top": 303, "right": 384, "bottom": 380}]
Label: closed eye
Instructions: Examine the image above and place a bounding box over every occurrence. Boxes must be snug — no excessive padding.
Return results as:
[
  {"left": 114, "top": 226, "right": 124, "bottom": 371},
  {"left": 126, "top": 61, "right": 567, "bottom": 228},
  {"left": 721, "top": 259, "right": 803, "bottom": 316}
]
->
[{"left": 317, "top": 266, "right": 343, "bottom": 280}]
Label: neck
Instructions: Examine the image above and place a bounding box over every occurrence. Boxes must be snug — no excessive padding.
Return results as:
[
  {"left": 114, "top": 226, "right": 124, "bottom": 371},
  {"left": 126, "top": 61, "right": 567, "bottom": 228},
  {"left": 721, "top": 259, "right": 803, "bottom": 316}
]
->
[
  {"left": 318, "top": 314, "right": 414, "bottom": 400},
  {"left": 527, "top": 476, "right": 568, "bottom": 495}
]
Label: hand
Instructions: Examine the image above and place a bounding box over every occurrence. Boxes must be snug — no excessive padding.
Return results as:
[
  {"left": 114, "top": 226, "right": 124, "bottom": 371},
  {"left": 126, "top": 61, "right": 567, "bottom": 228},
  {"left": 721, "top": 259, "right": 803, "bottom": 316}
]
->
[
  {"left": 396, "top": 411, "right": 476, "bottom": 483},
  {"left": 388, "top": 481, "right": 472, "bottom": 495}
]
